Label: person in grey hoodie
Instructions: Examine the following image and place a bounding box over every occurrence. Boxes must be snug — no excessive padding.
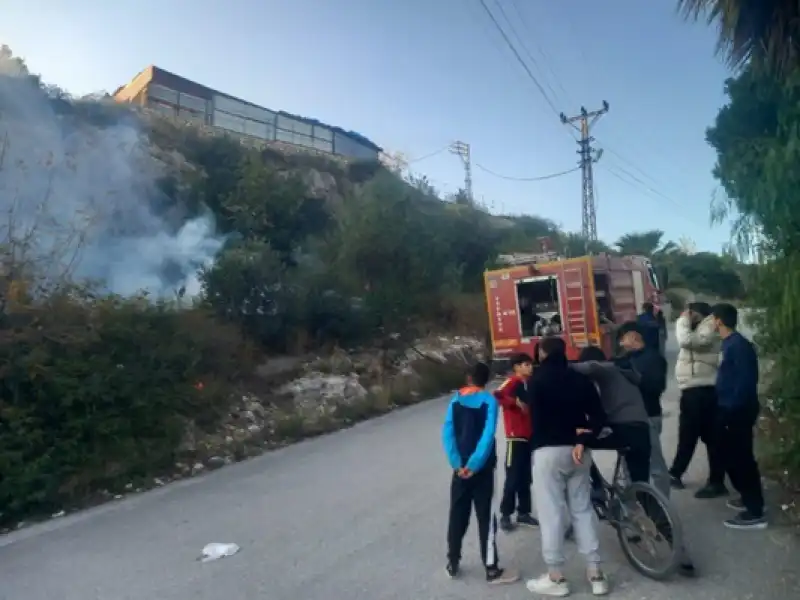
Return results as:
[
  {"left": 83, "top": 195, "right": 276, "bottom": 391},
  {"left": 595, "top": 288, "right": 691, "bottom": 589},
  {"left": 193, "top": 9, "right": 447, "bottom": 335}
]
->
[
  {"left": 668, "top": 302, "right": 727, "bottom": 499},
  {"left": 573, "top": 345, "right": 697, "bottom": 578}
]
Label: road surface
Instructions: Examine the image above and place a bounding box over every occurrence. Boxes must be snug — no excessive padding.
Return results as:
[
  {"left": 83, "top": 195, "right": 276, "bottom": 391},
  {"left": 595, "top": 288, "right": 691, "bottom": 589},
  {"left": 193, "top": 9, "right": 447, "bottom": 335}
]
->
[{"left": 0, "top": 325, "right": 796, "bottom": 600}]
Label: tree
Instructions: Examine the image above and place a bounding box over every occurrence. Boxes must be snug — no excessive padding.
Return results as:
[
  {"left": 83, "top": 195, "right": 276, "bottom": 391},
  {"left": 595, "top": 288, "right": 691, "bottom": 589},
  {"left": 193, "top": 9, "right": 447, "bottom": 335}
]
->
[
  {"left": 677, "top": 0, "right": 800, "bottom": 73},
  {"left": 614, "top": 230, "right": 669, "bottom": 257},
  {"left": 705, "top": 62, "right": 800, "bottom": 472}
]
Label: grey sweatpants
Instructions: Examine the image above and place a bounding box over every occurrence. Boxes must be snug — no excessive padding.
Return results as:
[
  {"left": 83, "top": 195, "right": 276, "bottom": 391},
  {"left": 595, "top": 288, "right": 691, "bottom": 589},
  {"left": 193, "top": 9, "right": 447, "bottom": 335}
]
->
[{"left": 533, "top": 446, "right": 602, "bottom": 571}]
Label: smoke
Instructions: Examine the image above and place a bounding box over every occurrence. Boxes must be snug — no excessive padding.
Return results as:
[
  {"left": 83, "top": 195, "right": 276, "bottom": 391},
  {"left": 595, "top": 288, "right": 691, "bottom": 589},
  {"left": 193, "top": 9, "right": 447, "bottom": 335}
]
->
[{"left": 0, "top": 62, "right": 225, "bottom": 298}]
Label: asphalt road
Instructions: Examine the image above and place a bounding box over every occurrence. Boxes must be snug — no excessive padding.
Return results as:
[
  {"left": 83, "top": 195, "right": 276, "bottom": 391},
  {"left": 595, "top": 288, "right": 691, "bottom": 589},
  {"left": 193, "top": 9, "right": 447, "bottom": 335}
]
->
[{"left": 0, "top": 324, "right": 797, "bottom": 600}]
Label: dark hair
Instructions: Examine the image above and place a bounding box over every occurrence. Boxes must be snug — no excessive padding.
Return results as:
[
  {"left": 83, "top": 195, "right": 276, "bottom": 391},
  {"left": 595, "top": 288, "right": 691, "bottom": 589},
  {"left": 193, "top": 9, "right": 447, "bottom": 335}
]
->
[
  {"left": 510, "top": 353, "right": 533, "bottom": 369},
  {"left": 688, "top": 301, "right": 712, "bottom": 318},
  {"left": 617, "top": 320, "right": 643, "bottom": 339},
  {"left": 578, "top": 345, "right": 606, "bottom": 362},
  {"left": 539, "top": 336, "right": 566, "bottom": 356},
  {"left": 711, "top": 303, "right": 738, "bottom": 329},
  {"left": 468, "top": 361, "right": 491, "bottom": 387},
  {"left": 641, "top": 302, "right": 654, "bottom": 315}
]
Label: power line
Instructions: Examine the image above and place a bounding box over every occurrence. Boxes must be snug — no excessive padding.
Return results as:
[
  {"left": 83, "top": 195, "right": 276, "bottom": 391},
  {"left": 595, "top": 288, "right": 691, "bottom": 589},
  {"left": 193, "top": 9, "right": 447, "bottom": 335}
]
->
[
  {"left": 477, "top": 0, "right": 562, "bottom": 117},
  {"left": 475, "top": 163, "right": 579, "bottom": 181},
  {"left": 406, "top": 145, "right": 451, "bottom": 164},
  {"left": 508, "top": 0, "right": 571, "bottom": 105}
]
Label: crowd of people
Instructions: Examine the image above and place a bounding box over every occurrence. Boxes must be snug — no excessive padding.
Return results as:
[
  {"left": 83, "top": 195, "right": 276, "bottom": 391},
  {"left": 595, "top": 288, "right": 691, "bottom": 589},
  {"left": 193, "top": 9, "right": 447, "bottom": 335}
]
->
[{"left": 441, "top": 302, "right": 765, "bottom": 596}]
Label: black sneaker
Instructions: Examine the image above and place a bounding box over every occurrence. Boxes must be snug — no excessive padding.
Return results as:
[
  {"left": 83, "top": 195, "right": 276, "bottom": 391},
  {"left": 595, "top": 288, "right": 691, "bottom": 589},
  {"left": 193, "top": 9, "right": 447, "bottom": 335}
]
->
[
  {"left": 694, "top": 483, "right": 728, "bottom": 499},
  {"left": 724, "top": 510, "right": 768, "bottom": 530},
  {"left": 445, "top": 560, "right": 460, "bottom": 578},
  {"left": 679, "top": 561, "right": 697, "bottom": 578},
  {"left": 517, "top": 513, "right": 539, "bottom": 528},
  {"left": 670, "top": 475, "right": 686, "bottom": 490},
  {"left": 499, "top": 515, "right": 515, "bottom": 532},
  {"left": 486, "top": 566, "right": 519, "bottom": 585}
]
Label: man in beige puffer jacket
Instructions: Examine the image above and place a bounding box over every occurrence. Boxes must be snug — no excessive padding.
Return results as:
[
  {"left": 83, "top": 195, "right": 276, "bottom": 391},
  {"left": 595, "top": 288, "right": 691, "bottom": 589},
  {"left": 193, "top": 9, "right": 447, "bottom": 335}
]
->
[{"left": 668, "top": 302, "right": 728, "bottom": 499}]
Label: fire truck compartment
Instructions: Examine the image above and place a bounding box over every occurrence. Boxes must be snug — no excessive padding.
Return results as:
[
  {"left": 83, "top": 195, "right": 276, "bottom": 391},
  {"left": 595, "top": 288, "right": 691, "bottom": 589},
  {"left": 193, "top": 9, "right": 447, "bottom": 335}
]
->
[{"left": 515, "top": 275, "right": 563, "bottom": 338}]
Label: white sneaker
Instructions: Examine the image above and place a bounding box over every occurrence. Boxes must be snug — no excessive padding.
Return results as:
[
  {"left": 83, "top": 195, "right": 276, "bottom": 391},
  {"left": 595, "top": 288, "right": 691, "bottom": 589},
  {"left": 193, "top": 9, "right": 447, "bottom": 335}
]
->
[
  {"left": 526, "top": 573, "right": 570, "bottom": 596},
  {"left": 589, "top": 574, "right": 610, "bottom": 596}
]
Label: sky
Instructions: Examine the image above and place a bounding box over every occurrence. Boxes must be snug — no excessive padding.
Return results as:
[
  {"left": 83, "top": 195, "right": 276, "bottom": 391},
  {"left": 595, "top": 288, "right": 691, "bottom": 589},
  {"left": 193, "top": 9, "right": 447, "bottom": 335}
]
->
[{"left": 2, "top": 0, "right": 734, "bottom": 252}]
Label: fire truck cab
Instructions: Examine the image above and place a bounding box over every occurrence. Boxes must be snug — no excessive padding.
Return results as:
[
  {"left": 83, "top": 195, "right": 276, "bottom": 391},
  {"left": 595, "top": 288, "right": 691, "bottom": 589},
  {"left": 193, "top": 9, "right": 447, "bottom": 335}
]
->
[{"left": 484, "top": 248, "right": 670, "bottom": 367}]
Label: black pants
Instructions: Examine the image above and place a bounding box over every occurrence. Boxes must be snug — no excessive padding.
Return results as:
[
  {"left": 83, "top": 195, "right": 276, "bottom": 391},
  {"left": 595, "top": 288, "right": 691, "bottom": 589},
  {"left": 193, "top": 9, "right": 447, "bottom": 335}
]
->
[
  {"left": 670, "top": 386, "right": 724, "bottom": 486},
  {"left": 499, "top": 439, "right": 532, "bottom": 517},
  {"left": 717, "top": 406, "right": 765, "bottom": 516},
  {"left": 589, "top": 422, "right": 652, "bottom": 487},
  {"left": 447, "top": 467, "right": 498, "bottom": 568}
]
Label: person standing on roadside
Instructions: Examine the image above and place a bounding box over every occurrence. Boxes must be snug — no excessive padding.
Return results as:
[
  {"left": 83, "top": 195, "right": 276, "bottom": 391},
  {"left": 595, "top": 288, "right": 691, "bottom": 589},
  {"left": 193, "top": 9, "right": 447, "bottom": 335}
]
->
[
  {"left": 495, "top": 353, "right": 539, "bottom": 532},
  {"left": 669, "top": 302, "right": 727, "bottom": 498},
  {"left": 442, "top": 362, "right": 520, "bottom": 584},
  {"left": 525, "top": 336, "right": 610, "bottom": 597},
  {"left": 637, "top": 302, "right": 662, "bottom": 354},
  {"left": 710, "top": 303, "right": 767, "bottom": 530},
  {"left": 611, "top": 326, "right": 698, "bottom": 576},
  {"left": 615, "top": 322, "right": 671, "bottom": 499}
]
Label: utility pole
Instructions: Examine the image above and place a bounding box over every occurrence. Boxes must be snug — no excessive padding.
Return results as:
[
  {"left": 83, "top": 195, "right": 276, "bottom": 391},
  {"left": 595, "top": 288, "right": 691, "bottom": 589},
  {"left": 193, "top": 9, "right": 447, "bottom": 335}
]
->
[
  {"left": 560, "top": 102, "right": 609, "bottom": 247},
  {"left": 449, "top": 141, "right": 473, "bottom": 203}
]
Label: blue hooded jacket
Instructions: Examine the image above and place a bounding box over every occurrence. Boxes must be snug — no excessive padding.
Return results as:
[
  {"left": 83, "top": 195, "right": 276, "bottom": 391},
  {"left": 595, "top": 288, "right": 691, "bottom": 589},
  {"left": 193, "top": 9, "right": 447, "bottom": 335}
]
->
[{"left": 442, "top": 386, "right": 498, "bottom": 473}]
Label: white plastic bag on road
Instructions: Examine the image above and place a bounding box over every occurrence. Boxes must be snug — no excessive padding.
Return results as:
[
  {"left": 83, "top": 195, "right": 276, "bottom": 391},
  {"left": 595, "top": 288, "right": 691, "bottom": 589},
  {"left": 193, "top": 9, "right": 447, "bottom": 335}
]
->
[{"left": 199, "top": 543, "right": 240, "bottom": 562}]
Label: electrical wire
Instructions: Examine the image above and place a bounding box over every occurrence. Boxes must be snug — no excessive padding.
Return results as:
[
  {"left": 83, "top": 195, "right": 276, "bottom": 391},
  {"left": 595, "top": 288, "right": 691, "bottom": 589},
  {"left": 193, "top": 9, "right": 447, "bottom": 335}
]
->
[
  {"left": 475, "top": 163, "right": 579, "bottom": 181},
  {"left": 477, "top": 0, "right": 562, "bottom": 118},
  {"left": 405, "top": 145, "right": 452, "bottom": 164}
]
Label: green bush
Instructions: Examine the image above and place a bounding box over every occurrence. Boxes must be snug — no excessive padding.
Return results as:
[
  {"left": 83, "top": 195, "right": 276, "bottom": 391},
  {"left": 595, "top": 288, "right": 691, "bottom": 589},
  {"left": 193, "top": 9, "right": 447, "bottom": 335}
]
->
[{"left": 0, "top": 285, "right": 254, "bottom": 523}]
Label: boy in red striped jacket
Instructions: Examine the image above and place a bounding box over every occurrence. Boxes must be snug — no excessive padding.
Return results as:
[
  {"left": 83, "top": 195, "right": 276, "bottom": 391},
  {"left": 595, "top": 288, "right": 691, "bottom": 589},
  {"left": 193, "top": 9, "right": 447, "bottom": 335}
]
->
[{"left": 495, "top": 353, "right": 539, "bottom": 532}]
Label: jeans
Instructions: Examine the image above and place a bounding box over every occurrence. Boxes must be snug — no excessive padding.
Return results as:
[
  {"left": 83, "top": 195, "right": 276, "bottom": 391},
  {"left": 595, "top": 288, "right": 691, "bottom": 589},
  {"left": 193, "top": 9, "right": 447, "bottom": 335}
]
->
[
  {"left": 716, "top": 405, "right": 765, "bottom": 516},
  {"left": 533, "top": 446, "right": 602, "bottom": 572},
  {"left": 648, "top": 417, "right": 671, "bottom": 499},
  {"left": 670, "top": 386, "right": 725, "bottom": 486}
]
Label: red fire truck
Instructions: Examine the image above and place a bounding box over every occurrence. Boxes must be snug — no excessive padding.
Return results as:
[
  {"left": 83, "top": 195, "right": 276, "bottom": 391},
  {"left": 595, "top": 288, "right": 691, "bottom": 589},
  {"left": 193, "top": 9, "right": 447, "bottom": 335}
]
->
[{"left": 484, "top": 248, "right": 670, "bottom": 366}]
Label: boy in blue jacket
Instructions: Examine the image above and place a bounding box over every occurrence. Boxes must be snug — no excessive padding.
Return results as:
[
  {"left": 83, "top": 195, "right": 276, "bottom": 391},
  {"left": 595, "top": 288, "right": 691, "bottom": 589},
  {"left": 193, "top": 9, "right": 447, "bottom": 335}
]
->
[{"left": 442, "top": 362, "right": 519, "bottom": 585}]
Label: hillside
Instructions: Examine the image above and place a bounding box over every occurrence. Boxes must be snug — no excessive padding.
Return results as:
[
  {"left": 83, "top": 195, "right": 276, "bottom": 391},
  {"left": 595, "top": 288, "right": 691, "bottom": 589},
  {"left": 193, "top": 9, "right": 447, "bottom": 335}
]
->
[{"left": 0, "top": 46, "right": 750, "bottom": 526}]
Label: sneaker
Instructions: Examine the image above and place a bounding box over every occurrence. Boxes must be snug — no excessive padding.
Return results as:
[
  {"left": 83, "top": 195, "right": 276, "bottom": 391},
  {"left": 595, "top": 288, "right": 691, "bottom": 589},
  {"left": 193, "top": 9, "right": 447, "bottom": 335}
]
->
[
  {"left": 670, "top": 475, "right": 686, "bottom": 490},
  {"left": 724, "top": 510, "right": 768, "bottom": 530},
  {"left": 526, "top": 573, "right": 570, "bottom": 596},
  {"left": 589, "top": 572, "right": 610, "bottom": 595},
  {"left": 679, "top": 561, "right": 697, "bottom": 578},
  {"left": 486, "top": 566, "right": 520, "bottom": 585},
  {"left": 517, "top": 513, "right": 540, "bottom": 528},
  {"left": 694, "top": 483, "right": 728, "bottom": 499},
  {"left": 499, "top": 515, "right": 515, "bottom": 532},
  {"left": 445, "top": 560, "right": 460, "bottom": 578},
  {"left": 726, "top": 497, "right": 745, "bottom": 510}
]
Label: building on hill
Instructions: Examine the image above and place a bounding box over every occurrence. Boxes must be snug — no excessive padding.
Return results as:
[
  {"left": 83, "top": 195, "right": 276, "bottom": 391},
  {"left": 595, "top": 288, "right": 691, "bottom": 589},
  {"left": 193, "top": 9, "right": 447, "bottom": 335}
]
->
[{"left": 112, "top": 65, "right": 382, "bottom": 161}]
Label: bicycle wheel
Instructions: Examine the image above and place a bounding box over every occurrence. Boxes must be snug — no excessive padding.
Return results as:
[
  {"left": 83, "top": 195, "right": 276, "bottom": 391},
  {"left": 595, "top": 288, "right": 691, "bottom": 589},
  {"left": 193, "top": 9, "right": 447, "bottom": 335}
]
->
[{"left": 615, "top": 482, "right": 683, "bottom": 580}]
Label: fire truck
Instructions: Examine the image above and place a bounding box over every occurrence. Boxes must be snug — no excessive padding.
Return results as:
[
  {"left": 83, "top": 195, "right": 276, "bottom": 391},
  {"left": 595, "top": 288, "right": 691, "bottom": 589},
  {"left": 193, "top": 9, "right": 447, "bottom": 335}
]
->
[{"left": 484, "top": 242, "right": 670, "bottom": 367}]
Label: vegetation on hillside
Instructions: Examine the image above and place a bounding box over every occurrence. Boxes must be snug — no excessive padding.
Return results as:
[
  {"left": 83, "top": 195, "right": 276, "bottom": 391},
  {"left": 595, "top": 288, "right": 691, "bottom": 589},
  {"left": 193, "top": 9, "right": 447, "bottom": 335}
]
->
[
  {"left": 682, "top": 0, "right": 800, "bottom": 490},
  {"left": 0, "top": 45, "right": 750, "bottom": 524}
]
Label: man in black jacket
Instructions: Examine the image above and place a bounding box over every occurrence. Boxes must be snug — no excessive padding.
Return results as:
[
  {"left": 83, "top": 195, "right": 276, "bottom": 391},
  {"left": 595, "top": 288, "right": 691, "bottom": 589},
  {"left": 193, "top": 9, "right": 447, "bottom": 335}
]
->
[
  {"left": 525, "top": 336, "right": 610, "bottom": 597},
  {"left": 616, "top": 321, "right": 697, "bottom": 577},
  {"left": 615, "top": 321, "right": 670, "bottom": 498}
]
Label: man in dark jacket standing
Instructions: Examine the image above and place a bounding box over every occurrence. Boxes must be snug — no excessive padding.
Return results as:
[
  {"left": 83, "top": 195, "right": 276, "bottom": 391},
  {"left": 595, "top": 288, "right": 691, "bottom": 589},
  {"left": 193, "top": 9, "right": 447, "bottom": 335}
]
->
[
  {"left": 711, "top": 303, "right": 767, "bottom": 530},
  {"left": 615, "top": 322, "right": 670, "bottom": 498},
  {"left": 637, "top": 302, "right": 663, "bottom": 354},
  {"left": 525, "top": 336, "right": 610, "bottom": 596}
]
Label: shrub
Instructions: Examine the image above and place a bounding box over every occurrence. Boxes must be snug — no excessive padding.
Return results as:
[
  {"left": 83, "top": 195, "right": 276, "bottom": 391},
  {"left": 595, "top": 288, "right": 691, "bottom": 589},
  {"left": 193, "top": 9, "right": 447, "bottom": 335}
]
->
[{"left": 0, "top": 284, "right": 254, "bottom": 523}]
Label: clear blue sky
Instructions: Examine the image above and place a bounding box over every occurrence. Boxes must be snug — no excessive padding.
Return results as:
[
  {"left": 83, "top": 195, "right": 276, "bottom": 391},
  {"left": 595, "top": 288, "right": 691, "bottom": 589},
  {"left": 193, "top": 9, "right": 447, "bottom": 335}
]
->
[{"left": 3, "top": 0, "right": 733, "bottom": 251}]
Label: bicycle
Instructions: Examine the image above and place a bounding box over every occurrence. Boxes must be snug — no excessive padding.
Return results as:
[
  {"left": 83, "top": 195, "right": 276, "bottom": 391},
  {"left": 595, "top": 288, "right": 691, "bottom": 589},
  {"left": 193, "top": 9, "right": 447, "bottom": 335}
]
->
[{"left": 590, "top": 447, "right": 684, "bottom": 580}]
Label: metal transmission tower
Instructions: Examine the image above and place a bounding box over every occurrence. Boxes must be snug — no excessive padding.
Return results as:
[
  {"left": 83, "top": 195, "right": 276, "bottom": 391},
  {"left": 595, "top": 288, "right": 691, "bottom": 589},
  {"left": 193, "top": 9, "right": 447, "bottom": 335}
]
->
[
  {"left": 560, "top": 102, "right": 609, "bottom": 244},
  {"left": 449, "top": 141, "right": 473, "bottom": 203}
]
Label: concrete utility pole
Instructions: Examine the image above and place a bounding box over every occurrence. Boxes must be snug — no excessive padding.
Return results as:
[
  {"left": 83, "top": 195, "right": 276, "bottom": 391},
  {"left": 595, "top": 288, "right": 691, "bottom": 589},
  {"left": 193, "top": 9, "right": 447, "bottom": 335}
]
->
[
  {"left": 560, "top": 102, "right": 609, "bottom": 245},
  {"left": 449, "top": 141, "right": 473, "bottom": 203}
]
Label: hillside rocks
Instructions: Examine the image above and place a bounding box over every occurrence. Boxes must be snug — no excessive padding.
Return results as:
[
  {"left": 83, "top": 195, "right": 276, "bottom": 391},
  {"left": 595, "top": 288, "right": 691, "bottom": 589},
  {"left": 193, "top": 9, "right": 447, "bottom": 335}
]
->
[{"left": 179, "top": 335, "right": 483, "bottom": 473}]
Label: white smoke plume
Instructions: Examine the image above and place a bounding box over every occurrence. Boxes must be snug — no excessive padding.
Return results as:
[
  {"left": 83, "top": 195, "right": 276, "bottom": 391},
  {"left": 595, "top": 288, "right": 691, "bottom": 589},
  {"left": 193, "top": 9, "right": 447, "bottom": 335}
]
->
[{"left": 0, "top": 55, "right": 225, "bottom": 298}]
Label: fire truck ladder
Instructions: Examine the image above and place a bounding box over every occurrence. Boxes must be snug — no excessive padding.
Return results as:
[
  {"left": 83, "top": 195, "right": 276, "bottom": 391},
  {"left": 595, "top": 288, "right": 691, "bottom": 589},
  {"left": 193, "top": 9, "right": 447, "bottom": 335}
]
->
[{"left": 563, "top": 266, "right": 589, "bottom": 348}]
